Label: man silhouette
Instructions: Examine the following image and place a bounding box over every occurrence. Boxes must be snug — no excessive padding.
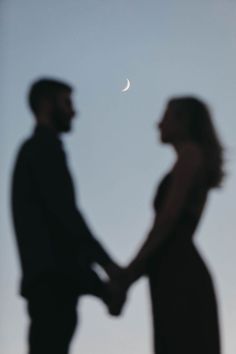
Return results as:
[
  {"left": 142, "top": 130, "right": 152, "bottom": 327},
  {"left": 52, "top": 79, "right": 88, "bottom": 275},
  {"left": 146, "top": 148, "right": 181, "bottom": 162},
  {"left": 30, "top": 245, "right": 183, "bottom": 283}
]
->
[{"left": 11, "top": 78, "right": 121, "bottom": 354}]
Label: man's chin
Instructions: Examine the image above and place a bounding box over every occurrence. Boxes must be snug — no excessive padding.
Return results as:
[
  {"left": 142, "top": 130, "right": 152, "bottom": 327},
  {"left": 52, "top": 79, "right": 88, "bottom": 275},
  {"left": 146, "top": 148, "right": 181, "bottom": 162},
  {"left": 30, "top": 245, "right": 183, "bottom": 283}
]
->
[
  {"left": 58, "top": 124, "right": 72, "bottom": 133},
  {"left": 63, "top": 126, "right": 71, "bottom": 133}
]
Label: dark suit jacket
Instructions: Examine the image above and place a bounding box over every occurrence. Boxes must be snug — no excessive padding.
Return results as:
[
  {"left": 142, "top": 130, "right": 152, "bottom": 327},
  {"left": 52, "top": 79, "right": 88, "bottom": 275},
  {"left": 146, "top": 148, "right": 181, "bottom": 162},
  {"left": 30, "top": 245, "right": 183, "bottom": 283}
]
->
[{"left": 11, "top": 125, "right": 111, "bottom": 297}]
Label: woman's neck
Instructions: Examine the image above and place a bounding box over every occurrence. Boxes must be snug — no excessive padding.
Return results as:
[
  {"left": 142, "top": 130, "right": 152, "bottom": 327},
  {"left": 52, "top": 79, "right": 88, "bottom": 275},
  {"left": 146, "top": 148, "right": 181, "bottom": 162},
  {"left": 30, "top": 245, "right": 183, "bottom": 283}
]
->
[{"left": 172, "top": 139, "right": 193, "bottom": 156}]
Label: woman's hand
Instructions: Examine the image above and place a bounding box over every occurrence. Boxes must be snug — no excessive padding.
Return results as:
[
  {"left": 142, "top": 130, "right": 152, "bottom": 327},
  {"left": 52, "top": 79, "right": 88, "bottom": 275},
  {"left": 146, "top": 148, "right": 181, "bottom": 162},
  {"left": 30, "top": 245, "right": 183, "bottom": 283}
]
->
[{"left": 106, "top": 267, "right": 134, "bottom": 316}]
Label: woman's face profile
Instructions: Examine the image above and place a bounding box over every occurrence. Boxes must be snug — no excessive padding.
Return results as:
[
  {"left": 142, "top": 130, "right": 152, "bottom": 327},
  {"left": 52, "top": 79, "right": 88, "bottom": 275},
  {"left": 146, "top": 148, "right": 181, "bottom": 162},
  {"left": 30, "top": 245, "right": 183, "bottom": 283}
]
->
[
  {"left": 158, "top": 103, "right": 178, "bottom": 143},
  {"left": 158, "top": 102, "right": 189, "bottom": 144}
]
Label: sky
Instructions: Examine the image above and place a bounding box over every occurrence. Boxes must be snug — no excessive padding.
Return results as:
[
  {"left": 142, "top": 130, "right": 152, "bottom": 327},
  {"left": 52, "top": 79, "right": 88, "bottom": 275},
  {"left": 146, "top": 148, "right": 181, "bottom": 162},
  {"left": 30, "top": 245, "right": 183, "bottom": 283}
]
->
[{"left": 1, "top": 0, "right": 236, "bottom": 353}]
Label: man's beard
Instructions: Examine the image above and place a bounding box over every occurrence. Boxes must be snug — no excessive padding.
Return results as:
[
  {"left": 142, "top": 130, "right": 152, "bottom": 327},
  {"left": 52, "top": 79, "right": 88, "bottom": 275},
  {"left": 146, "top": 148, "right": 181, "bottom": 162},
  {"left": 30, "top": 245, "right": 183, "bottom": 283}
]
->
[{"left": 51, "top": 108, "right": 71, "bottom": 132}]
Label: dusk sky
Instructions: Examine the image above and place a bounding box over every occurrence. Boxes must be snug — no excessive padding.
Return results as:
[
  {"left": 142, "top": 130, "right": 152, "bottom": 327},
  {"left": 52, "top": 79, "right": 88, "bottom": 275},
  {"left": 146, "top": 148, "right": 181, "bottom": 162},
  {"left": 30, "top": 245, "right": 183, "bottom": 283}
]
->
[{"left": 1, "top": 1, "right": 236, "bottom": 353}]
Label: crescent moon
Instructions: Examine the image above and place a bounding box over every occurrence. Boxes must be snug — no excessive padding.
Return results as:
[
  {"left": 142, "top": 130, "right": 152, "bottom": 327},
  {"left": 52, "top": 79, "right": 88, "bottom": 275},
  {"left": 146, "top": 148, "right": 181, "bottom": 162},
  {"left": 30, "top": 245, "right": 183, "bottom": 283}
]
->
[{"left": 121, "top": 78, "right": 131, "bottom": 92}]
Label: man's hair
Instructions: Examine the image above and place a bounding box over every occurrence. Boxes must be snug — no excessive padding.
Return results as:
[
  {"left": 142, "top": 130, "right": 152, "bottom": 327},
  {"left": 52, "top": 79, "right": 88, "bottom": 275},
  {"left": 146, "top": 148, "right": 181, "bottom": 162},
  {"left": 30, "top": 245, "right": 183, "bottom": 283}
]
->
[{"left": 28, "top": 78, "right": 72, "bottom": 115}]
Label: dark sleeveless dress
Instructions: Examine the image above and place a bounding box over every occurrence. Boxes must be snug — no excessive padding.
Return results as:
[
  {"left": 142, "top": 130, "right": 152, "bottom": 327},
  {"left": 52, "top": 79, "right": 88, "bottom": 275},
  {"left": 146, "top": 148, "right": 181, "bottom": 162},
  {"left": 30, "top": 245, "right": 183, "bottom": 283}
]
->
[{"left": 147, "top": 172, "right": 221, "bottom": 354}]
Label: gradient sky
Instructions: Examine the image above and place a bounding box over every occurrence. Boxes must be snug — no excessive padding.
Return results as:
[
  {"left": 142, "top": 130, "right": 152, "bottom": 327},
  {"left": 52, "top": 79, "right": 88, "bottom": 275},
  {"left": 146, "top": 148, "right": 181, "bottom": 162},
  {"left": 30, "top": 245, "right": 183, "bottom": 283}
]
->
[{"left": 1, "top": 1, "right": 236, "bottom": 353}]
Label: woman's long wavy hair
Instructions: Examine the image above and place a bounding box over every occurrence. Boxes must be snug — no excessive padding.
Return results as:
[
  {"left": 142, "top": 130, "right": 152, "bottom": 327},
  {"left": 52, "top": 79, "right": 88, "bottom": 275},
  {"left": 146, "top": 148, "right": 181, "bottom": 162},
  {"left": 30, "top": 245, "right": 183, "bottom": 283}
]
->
[{"left": 169, "top": 96, "right": 224, "bottom": 189}]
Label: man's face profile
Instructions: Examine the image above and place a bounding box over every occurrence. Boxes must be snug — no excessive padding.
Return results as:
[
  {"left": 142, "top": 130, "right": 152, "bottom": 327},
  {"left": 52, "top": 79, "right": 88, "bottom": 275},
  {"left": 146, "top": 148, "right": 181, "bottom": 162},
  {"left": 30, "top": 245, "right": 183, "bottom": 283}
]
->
[{"left": 51, "top": 91, "right": 76, "bottom": 133}]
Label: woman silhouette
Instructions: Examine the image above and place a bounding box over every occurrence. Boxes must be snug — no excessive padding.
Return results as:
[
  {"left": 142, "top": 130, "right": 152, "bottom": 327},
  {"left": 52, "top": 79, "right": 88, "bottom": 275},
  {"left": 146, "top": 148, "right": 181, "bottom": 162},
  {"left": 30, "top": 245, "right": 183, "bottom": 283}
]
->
[{"left": 113, "top": 97, "right": 223, "bottom": 354}]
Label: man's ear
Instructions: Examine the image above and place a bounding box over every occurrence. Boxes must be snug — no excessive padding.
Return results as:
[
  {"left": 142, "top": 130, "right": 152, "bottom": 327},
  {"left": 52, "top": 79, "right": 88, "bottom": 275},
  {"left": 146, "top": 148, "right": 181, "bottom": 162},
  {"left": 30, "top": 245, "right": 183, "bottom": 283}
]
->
[{"left": 40, "top": 97, "right": 53, "bottom": 114}]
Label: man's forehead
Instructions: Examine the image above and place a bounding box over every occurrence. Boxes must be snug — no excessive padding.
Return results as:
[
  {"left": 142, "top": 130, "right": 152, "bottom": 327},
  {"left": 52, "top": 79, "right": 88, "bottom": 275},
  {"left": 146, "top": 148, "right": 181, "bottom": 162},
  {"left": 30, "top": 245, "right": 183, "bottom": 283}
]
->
[{"left": 57, "top": 90, "right": 72, "bottom": 101}]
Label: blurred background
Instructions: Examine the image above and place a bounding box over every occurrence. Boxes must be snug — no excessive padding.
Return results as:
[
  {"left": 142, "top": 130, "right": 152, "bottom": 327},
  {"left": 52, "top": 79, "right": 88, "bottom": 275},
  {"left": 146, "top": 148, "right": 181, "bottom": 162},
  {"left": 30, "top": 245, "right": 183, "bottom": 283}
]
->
[{"left": 1, "top": 1, "right": 236, "bottom": 353}]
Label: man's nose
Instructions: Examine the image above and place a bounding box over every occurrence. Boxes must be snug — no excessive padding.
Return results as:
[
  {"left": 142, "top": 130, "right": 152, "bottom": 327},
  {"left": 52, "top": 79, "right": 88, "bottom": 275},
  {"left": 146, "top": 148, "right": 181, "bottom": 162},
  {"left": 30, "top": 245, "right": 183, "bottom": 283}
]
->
[{"left": 71, "top": 108, "right": 76, "bottom": 117}]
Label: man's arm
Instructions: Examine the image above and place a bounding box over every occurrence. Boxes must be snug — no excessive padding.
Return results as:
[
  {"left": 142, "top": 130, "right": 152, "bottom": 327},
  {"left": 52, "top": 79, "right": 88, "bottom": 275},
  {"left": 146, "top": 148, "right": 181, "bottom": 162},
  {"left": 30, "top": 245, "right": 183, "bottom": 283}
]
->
[{"left": 29, "top": 137, "right": 118, "bottom": 273}]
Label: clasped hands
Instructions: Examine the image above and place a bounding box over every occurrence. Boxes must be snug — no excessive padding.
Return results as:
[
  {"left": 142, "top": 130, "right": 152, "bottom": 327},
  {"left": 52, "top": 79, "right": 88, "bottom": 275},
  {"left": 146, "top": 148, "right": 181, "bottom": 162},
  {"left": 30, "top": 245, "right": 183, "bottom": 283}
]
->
[{"left": 104, "top": 264, "right": 134, "bottom": 317}]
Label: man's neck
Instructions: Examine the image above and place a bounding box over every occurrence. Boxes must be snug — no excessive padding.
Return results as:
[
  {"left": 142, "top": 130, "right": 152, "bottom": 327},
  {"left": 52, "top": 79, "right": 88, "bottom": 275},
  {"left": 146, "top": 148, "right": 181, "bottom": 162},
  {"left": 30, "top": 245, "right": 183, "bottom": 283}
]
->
[{"left": 36, "top": 115, "right": 58, "bottom": 135}]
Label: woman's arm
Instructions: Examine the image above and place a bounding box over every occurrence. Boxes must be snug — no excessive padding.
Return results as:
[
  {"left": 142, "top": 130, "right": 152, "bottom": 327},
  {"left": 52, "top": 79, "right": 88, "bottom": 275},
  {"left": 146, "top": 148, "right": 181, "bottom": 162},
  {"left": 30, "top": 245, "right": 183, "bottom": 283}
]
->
[{"left": 124, "top": 143, "right": 204, "bottom": 287}]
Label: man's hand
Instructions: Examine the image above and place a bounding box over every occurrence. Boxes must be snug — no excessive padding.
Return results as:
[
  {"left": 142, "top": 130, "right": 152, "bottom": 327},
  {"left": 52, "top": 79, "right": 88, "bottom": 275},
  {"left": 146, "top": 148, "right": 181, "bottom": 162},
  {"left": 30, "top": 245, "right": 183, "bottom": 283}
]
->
[
  {"left": 105, "top": 279, "right": 127, "bottom": 316},
  {"left": 104, "top": 266, "right": 135, "bottom": 316},
  {"left": 103, "top": 263, "right": 137, "bottom": 317}
]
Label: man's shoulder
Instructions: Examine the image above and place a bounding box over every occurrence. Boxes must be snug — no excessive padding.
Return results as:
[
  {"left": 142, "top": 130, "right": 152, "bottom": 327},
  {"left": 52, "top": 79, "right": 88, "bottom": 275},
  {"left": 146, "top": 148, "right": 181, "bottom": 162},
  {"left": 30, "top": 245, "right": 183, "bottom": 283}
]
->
[
  {"left": 15, "top": 136, "right": 45, "bottom": 166},
  {"left": 16, "top": 136, "right": 34, "bottom": 158},
  {"left": 21, "top": 128, "right": 61, "bottom": 154},
  {"left": 14, "top": 127, "right": 65, "bottom": 172}
]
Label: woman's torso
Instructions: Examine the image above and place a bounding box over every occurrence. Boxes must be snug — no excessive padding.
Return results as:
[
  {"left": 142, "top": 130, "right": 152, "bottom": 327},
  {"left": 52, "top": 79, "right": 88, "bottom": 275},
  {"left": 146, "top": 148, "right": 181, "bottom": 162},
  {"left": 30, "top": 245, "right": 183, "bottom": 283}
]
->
[{"left": 148, "top": 169, "right": 210, "bottom": 281}]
